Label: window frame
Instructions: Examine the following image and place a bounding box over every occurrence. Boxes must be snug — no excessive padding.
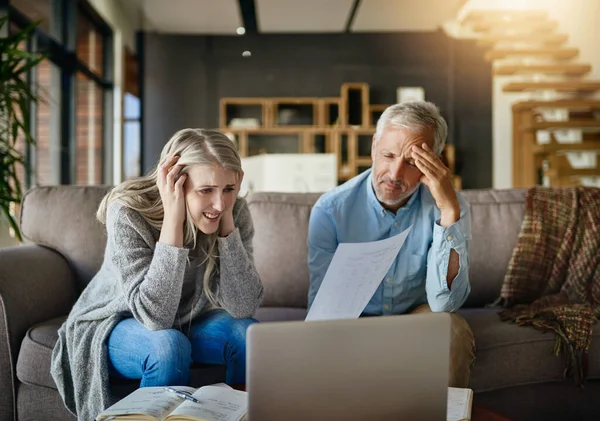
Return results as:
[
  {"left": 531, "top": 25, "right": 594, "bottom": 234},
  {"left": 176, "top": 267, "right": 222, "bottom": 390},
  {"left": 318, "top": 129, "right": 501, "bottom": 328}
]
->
[{"left": 9, "top": 0, "right": 114, "bottom": 186}]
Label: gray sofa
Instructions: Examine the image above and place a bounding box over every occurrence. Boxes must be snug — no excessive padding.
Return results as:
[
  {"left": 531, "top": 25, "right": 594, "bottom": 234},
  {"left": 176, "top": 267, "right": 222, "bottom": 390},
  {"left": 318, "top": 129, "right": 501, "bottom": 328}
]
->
[{"left": 0, "top": 186, "right": 599, "bottom": 421}]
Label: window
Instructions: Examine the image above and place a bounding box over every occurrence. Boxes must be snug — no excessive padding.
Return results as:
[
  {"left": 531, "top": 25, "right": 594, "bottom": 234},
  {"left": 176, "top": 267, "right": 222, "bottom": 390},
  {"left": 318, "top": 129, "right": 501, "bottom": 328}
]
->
[
  {"left": 75, "top": 72, "right": 103, "bottom": 184},
  {"left": 122, "top": 47, "right": 140, "bottom": 180},
  {"left": 11, "top": 0, "right": 57, "bottom": 39},
  {"left": 9, "top": 0, "right": 113, "bottom": 186},
  {"left": 77, "top": 6, "right": 104, "bottom": 78},
  {"left": 36, "top": 59, "right": 61, "bottom": 185}
]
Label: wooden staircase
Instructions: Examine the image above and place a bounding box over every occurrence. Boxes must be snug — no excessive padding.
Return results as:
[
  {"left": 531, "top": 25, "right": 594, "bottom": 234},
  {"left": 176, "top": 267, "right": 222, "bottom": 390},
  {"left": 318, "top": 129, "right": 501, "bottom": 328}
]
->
[{"left": 461, "top": 9, "right": 600, "bottom": 188}]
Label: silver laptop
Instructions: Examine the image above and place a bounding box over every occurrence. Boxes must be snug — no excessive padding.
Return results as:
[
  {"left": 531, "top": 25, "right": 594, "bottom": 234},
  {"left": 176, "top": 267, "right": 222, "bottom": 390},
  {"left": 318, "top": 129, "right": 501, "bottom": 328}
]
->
[{"left": 246, "top": 312, "right": 451, "bottom": 421}]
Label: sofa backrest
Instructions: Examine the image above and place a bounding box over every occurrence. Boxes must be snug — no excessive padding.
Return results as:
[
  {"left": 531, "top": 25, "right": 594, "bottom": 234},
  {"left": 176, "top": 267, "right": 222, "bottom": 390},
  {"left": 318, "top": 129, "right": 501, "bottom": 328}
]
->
[
  {"left": 459, "top": 189, "right": 526, "bottom": 307},
  {"left": 20, "top": 185, "right": 527, "bottom": 308},
  {"left": 20, "top": 185, "right": 111, "bottom": 292},
  {"left": 248, "top": 189, "right": 528, "bottom": 309}
]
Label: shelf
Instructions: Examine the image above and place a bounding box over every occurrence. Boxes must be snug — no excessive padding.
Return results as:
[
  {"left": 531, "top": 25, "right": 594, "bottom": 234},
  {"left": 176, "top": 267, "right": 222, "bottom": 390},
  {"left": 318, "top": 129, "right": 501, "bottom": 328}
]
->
[
  {"left": 340, "top": 83, "right": 370, "bottom": 127},
  {"left": 369, "top": 104, "right": 389, "bottom": 127},
  {"left": 494, "top": 64, "right": 591, "bottom": 76},
  {"left": 477, "top": 33, "right": 568, "bottom": 47},
  {"left": 521, "top": 120, "right": 600, "bottom": 130},
  {"left": 512, "top": 100, "right": 600, "bottom": 111},
  {"left": 503, "top": 81, "right": 600, "bottom": 93},
  {"left": 270, "top": 98, "right": 318, "bottom": 127},
  {"left": 532, "top": 140, "right": 600, "bottom": 154},
  {"left": 484, "top": 47, "right": 579, "bottom": 61},
  {"left": 219, "top": 98, "right": 268, "bottom": 128}
]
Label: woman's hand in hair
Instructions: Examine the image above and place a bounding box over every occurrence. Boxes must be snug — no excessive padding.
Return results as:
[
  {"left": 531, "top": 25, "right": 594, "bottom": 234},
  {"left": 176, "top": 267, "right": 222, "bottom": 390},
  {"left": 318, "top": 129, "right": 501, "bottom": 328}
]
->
[
  {"left": 219, "top": 171, "right": 243, "bottom": 237},
  {"left": 157, "top": 155, "right": 187, "bottom": 247}
]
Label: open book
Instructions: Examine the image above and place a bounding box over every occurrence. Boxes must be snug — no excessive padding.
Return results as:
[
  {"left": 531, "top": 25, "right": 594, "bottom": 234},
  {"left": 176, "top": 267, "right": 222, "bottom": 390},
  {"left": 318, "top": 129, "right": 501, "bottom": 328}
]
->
[
  {"left": 447, "top": 387, "right": 474, "bottom": 421},
  {"left": 95, "top": 384, "right": 247, "bottom": 421}
]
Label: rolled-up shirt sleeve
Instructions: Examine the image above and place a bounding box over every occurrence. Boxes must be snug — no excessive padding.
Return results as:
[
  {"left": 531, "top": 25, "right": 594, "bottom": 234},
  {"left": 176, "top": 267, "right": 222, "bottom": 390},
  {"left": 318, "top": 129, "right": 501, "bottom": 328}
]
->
[{"left": 425, "top": 194, "right": 471, "bottom": 312}]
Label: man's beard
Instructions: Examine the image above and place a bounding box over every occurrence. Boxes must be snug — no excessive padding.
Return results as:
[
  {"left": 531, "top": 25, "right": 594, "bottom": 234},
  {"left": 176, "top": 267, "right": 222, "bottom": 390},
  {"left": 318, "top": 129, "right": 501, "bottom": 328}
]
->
[{"left": 372, "top": 177, "right": 415, "bottom": 208}]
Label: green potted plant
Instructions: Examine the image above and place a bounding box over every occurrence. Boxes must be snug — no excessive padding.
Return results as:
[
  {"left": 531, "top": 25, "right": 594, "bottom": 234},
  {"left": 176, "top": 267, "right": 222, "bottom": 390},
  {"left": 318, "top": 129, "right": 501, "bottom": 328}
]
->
[{"left": 0, "top": 16, "right": 44, "bottom": 242}]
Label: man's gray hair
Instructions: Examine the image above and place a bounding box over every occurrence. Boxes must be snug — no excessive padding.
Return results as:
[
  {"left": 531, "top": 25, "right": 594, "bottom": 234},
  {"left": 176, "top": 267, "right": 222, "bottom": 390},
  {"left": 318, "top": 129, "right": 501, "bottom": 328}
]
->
[{"left": 373, "top": 101, "right": 448, "bottom": 155}]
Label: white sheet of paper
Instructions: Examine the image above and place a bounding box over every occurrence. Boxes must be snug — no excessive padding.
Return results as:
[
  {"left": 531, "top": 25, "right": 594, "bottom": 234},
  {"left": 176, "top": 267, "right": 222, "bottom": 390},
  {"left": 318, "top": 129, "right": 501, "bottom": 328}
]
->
[{"left": 306, "top": 226, "right": 412, "bottom": 321}]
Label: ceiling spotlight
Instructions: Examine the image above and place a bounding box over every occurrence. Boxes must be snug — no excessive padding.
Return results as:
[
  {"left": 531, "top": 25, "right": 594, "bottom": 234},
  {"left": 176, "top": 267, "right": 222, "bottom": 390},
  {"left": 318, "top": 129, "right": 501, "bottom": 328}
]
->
[
  {"left": 237, "top": 27, "right": 246, "bottom": 35},
  {"left": 242, "top": 51, "right": 251, "bottom": 57}
]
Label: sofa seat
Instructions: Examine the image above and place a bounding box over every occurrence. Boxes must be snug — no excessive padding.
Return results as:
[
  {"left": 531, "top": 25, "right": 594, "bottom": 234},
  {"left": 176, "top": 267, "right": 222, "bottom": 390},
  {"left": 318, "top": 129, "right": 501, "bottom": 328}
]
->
[
  {"left": 16, "top": 318, "right": 227, "bottom": 394},
  {"left": 459, "top": 308, "right": 600, "bottom": 392},
  {"left": 16, "top": 317, "right": 64, "bottom": 389}
]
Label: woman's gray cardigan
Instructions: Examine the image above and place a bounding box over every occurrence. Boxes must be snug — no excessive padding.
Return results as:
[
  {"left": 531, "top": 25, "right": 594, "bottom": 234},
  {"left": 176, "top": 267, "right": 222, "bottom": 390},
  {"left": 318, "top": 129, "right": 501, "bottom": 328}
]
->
[{"left": 50, "top": 197, "right": 264, "bottom": 421}]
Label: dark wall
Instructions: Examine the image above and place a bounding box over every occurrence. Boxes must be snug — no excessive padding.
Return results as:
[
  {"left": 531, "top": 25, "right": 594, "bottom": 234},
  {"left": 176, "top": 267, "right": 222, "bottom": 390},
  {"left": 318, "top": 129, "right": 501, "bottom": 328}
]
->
[{"left": 142, "top": 31, "right": 492, "bottom": 189}]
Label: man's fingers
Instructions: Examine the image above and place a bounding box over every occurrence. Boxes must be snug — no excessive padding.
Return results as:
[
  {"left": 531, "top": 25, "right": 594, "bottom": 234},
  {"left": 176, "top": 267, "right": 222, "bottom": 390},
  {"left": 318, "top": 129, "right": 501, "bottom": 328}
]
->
[{"left": 415, "top": 156, "right": 437, "bottom": 181}]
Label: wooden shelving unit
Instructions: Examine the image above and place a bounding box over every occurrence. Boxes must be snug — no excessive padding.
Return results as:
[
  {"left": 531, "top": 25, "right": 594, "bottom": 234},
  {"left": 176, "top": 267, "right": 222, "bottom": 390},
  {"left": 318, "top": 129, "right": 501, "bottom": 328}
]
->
[
  {"left": 512, "top": 101, "right": 600, "bottom": 188},
  {"left": 219, "top": 83, "right": 459, "bottom": 185}
]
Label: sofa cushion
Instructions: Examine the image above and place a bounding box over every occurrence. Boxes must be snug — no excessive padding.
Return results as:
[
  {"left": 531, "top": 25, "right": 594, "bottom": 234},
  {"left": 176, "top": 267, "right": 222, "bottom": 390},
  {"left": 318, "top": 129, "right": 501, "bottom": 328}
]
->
[
  {"left": 17, "top": 318, "right": 227, "bottom": 392},
  {"left": 17, "top": 317, "right": 64, "bottom": 389},
  {"left": 247, "top": 192, "right": 322, "bottom": 308},
  {"left": 460, "top": 189, "right": 527, "bottom": 307},
  {"left": 459, "top": 308, "right": 600, "bottom": 392},
  {"left": 20, "top": 185, "right": 112, "bottom": 291}
]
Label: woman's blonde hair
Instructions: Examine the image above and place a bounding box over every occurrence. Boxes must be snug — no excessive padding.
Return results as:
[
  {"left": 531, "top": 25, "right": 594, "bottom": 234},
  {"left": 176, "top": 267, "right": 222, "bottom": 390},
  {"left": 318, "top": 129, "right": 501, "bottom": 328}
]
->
[{"left": 97, "top": 128, "right": 242, "bottom": 306}]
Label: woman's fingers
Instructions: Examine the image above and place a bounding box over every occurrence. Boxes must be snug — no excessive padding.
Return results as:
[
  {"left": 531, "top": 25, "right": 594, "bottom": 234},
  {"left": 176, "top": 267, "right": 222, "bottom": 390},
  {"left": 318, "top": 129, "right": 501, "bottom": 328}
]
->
[
  {"left": 174, "top": 173, "right": 187, "bottom": 193},
  {"left": 166, "top": 164, "right": 182, "bottom": 188},
  {"left": 158, "top": 155, "right": 180, "bottom": 187}
]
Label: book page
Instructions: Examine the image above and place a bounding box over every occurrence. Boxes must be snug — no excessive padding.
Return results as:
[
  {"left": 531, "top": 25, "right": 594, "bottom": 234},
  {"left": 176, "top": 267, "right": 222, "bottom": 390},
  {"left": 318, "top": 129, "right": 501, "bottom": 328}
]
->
[
  {"left": 167, "top": 386, "right": 247, "bottom": 421},
  {"left": 447, "top": 387, "right": 473, "bottom": 421},
  {"left": 96, "top": 386, "right": 196, "bottom": 420},
  {"left": 306, "top": 226, "right": 412, "bottom": 321}
]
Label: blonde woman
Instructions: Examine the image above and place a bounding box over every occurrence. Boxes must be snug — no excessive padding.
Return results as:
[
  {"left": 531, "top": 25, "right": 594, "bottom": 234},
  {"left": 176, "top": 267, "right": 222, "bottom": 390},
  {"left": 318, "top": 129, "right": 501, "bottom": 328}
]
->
[{"left": 51, "top": 129, "right": 264, "bottom": 421}]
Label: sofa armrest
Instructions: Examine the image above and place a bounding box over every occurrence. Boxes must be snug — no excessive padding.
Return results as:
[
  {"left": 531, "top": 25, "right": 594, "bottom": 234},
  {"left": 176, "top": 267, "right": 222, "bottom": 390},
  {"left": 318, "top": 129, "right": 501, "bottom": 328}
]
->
[{"left": 0, "top": 244, "right": 77, "bottom": 421}]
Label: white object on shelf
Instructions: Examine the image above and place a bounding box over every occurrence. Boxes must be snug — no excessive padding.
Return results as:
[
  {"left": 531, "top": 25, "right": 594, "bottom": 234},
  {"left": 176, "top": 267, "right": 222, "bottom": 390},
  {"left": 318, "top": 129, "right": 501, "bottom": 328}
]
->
[
  {"left": 565, "top": 151, "right": 597, "bottom": 169},
  {"left": 579, "top": 177, "right": 600, "bottom": 187},
  {"left": 536, "top": 130, "right": 551, "bottom": 144},
  {"left": 240, "top": 154, "right": 337, "bottom": 196},
  {"left": 538, "top": 108, "right": 569, "bottom": 122},
  {"left": 554, "top": 129, "right": 582, "bottom": 143},
  {"left": 397, "top": 87, "right": 425, "bottom": 103},
  {"left": 229, "top": 118, "right": 259, "bottom": 128}
]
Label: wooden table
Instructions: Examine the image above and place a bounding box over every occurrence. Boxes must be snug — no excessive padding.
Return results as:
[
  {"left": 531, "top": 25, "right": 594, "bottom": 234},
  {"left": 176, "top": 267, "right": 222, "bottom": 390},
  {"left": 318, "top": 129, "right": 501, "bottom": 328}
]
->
[{"left": 472, "top": 405, "right": 514, "bottom": 421}]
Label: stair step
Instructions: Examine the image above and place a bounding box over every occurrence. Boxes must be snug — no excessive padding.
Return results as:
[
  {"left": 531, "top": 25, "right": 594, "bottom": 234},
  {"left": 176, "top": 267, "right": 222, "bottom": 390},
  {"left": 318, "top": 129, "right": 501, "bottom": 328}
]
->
[
  {"left": 523, "top": 120, "right": 600, "bottom": 130},
  {"left": 477, "top": 33, "right": 568, "bottom": 46},
  {"left": 463, "top": 10, "right": 548, "bottom": 23},
  {"left": 513, "top": 100, "right": 600, "bottom": 111},
  {"left": 484, "top": 47, "right": 579, "bottom": 61},
  {"left": 472, "top": 20, "right": 558, "bottom": 33},
  {"left": 546, "top": 167, "right": 600, "bottom": 177},
  {"left": 533, "top": 140, "right": 600, "bottom": 154},
  {"left": 503, "top": 81, "right": 600, "bottom": 93},
  {"left": 495, "top": 64, "right": 591, "bottom": 76}
]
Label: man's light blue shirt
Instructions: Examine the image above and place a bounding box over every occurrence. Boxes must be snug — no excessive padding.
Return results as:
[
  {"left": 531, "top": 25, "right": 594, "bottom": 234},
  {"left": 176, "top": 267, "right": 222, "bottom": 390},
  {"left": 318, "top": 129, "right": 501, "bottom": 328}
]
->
[{"left": 307, "top": 169, "right": 472, "bottom": 315}]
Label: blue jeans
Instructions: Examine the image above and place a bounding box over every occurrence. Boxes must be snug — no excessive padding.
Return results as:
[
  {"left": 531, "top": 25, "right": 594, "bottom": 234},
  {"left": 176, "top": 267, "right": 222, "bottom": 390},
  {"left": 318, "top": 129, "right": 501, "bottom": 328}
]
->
[{"left": 107, "top": 309, "right": 257, "bottom": 386}]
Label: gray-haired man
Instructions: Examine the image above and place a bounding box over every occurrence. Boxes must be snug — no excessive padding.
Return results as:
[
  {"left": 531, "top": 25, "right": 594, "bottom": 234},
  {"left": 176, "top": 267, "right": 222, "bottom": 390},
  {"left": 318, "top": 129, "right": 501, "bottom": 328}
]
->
[{"left": 308, "top": 101, "right": 475, "bottom": 387}]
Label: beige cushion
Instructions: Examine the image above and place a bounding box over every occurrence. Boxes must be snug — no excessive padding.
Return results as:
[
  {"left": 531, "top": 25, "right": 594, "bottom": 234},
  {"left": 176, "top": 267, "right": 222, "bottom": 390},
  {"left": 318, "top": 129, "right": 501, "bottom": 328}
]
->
[
  {"left": 460, "top": 189, "right": 527, "bottom": 307},
  {"left": 460, "top": 308, "right": 600, "bottom": 392},
  {"left": 247, "top": 192, "right": 322, "bottom": 308},
  {"left": 20, "top": 186, "right": 111, "bottom": 290},
  {"left": 16, "top": 317, "right": 64, "bottom": 389}
]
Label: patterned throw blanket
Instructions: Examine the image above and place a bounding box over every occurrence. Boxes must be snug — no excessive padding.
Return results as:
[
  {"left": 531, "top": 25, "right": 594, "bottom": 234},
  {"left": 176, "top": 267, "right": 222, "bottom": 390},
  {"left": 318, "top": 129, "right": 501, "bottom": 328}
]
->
[{"left": 495, "top": 186, "right": 600, "bottom": 385}]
